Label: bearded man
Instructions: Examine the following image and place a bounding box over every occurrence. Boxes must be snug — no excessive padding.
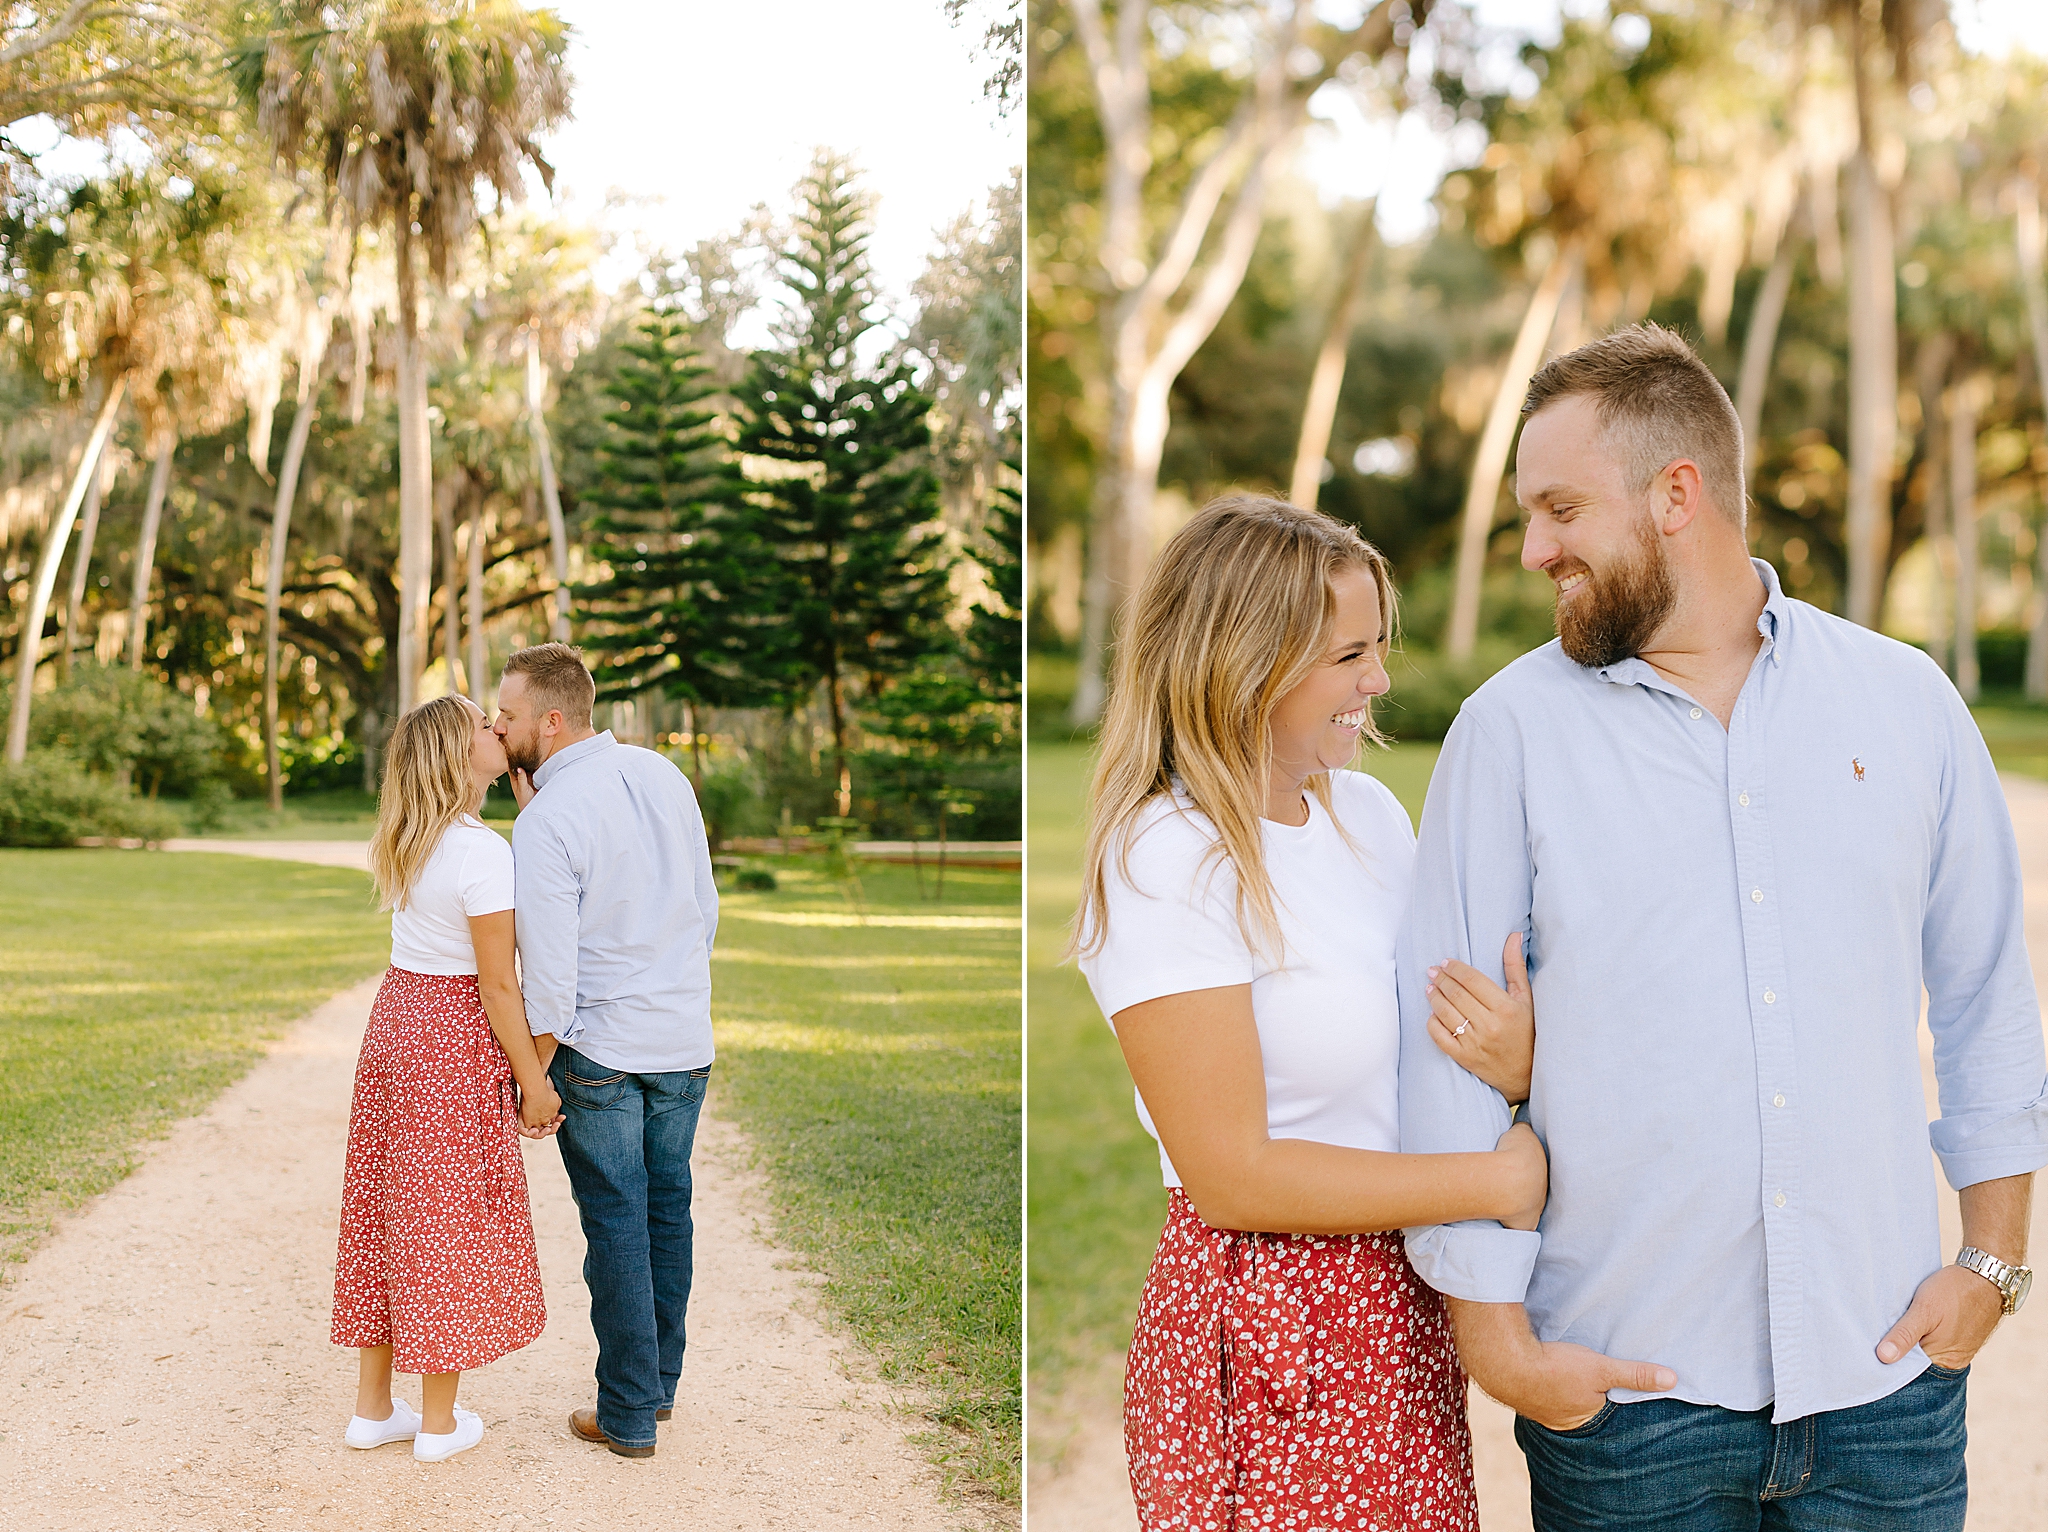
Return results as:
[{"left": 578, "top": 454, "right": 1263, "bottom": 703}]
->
[
  {"left": 1395, "top": 324, "right": 2047, "bottom": 1531},
  {"left": 493, "top": 642, "right": 719, "bottom": 1459}
]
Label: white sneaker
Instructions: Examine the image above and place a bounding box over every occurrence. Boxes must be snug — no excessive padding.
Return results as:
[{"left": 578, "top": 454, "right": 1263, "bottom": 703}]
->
[
  {"left": 345, "top": 1398, "right": 422, "bottom": 1449},
  {"left": 413, "top": 1406, "right": 483, "bottom": 1463}
]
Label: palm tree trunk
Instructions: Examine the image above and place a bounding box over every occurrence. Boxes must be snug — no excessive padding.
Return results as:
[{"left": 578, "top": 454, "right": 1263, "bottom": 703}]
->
[
  {"left": 1950, "top": 374, "right": 1986, "bottom": 702},
  {"left": 1735, "top": 231, "right": 1798, "bottom": 492},
  {"left": 127, "top": 437, "right": 174, "bottom": 669},
  {"left": 1288, "top": 203, "right": 1377, "bottom": 511},
  {"left": 466, "top": 492, "right": 486, "bottom": 705},
  {"left": 59, "top": 448, "right": 113, "bottom": 680},
  {"left": 1913, "top": 333, "right": 1954, "bottom": 676},
  {"left": 394, "top": 226, "right": 435, "bottom": 715},
  {"left": 527, "top": 332, "right": 570, "bottom": 641},
  {"left": 264, "top": 390, "right": 319, "bottom": 812},
  {"left": 1842, "top": 13, "right": 1898, "bottom": 629},
  {"left": 6, "top": 374, "right": 127, "bottom": 762},
  {"left": 436, "top": 469, "right": 464, "bottom": 697},
  {"left": 1446, "top": 244, "right": 1578, "bottom": 659},
  {"left": 2014, "top": 180, "right": 2048, "bottom": 697}
]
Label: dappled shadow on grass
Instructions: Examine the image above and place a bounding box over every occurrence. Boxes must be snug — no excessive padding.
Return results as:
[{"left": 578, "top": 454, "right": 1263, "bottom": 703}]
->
[
  {"left": 0, "top": 850, "right": 389, "bottom": 1264},
  {"left": 708, "top": 859, "right": 1021, "bottom": 1504}
]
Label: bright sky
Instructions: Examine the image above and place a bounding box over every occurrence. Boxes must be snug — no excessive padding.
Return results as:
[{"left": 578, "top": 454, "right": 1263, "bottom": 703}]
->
[
  {"left": 534, "top": 0, "right": 1018, "bottom": 329},
  {"left": 1302, "top": 0, "right": 2048, "bottom": 245}
]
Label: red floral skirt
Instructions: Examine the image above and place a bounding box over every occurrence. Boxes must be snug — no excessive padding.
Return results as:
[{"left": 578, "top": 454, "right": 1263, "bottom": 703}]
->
[
  {"left": 330, "top": 967, "right": 546, "bottom": 1374},
  {"left": 1124, "top": 1190, "right": 1478, "bottom": 1532}
]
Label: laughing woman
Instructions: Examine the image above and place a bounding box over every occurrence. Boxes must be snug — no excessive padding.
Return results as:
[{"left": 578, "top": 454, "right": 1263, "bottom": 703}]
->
[
  {"left": 332, "top": 694, "right": 562, "bottom": 1463},
  {"left": 1076, "top": 496, "right": 1543, "bottom": 1531}
]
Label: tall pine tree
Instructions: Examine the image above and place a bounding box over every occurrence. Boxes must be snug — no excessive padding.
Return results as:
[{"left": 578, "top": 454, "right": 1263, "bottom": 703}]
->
[
  {"left": 738, "top": 152, "right": 953, "bottom": 815},
  {"left": 577, "top": 307, "right": 770, "bottom": 778},
  {"left": 967, "top": 453, "right": 1021, "bottom": 706}
]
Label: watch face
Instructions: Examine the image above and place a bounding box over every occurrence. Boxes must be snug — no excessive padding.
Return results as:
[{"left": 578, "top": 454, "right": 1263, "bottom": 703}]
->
[{"left": 2013, "top": 1267, "right": 2033, "bottom": 1313}]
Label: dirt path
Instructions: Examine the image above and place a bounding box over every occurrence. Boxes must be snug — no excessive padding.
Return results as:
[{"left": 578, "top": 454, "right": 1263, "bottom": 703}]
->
[
  {"left": 0, "top": 879, "right": 994, "bottom": 1530},
  {"left": 1029, "top": 775, "right": 2048, "bottom": 1531}
]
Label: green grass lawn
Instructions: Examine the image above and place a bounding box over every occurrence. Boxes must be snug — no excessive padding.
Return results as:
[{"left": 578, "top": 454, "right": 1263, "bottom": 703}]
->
[
  {"left": 1972, "top": 698, "right": 2048, "bottom": 783},
  {"left": 1025, "top": 740, "right": 1437, "bottom": 1406},
  {"left": 707, "top": 857, "right": 1021, "bottom": 1503},
  {"left": 0, "top": 851, "right": 392, "bottom": 1261}
]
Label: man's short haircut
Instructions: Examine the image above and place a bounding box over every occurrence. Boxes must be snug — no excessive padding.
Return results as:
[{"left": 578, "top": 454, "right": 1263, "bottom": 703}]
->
[
  {"left": 1521, "top": 322, "right": 1748, "bottom": 527},
  {"left": 503, "top": 641, "right": 596, "bottom": 728}
]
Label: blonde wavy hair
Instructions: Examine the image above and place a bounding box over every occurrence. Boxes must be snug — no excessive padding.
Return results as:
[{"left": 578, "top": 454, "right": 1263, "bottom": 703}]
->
[
  {"left": 369, "top": 695, "right": 483, "bottom": 912},
  {"left": 1075, "top": 494, "right": 1397, "bottom": 960}
]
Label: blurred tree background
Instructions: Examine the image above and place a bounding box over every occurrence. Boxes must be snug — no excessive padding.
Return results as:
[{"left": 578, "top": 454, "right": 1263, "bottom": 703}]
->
[
  {"left": 1029, "top": 0, "right": 2048, "bottom": 737},
  {"left": 0, "top": 0, "right": 1021, "bottom": 848}
]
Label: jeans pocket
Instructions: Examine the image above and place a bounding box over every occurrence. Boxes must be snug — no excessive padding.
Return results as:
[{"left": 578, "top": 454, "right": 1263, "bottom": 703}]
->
[
  {"left": 1922, "top": 1361, "right": 1970, "bottom": 1381},
  {"left": 561, "top": 1056, "right": 630, "bottom": 1108},
  {"left": 1528, "top": 1400, "right": 1619, "bottom": 1439}
]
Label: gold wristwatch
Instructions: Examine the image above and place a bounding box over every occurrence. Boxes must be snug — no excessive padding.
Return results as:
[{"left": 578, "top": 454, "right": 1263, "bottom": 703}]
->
[{"left": 1955, "top": 1246, "right": 2032, "bottom": 1316}]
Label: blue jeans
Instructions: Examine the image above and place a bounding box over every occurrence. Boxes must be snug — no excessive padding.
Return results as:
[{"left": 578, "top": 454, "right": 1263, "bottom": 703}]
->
[
  {"left": 550, "top": 1046, "right": 711, "bottom": 1450},
  {"left": 1516, "top": 1364, "right": 1969, "bottom": 1531}
]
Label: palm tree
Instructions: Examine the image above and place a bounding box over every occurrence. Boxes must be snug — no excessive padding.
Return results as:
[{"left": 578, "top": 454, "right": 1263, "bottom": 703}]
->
[
  {"left": 1061, "top": 0, "right": 1429, "bottom": 724},
  {"left": 232, "top": 0, "right": 571, "bottom": 711},
  {"left": 4, "top": 169, "right": 237, "bottom": 761},
  {"left": 1287, "top": 201, "right": 1377, "bottom": 512},
  {"left": 1441, "top": 10, "right": 1743, "bottom": 656},
  {"left": 261, "top": 267, "right": 336, "bottom": 810},
  {"left": 1770, "top": 0, "right": 1949, "bottom": 626}
]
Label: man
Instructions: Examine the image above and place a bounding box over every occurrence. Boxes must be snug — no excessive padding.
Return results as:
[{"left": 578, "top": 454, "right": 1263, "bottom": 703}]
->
[
  {"left": 493, "top": 642, "right": 720, "bottom": 1460},
  {"left": 1398, "top": 324, "right": 2047, "bottom": 1529}
]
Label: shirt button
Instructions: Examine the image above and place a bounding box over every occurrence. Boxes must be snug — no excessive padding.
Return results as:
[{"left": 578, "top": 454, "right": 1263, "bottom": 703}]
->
[
  {"left": 1690, "top": 707, "right": 1703, "bottom": 719},
  {"left": 1751, "top": 888, "right": 1764, "bottom": 904},
  {"left": 1774, "top": 1191, "right": 1787, "bottom": 1208},
  {"left": 1773, "top": 1093, "right": 1786, "bottom": 1108},
  {"left": 1739, "top": 791, "right": 1750, "bottom": 806},
  {"left": 1764, "top": 989, "right": 1777, "bottom": 1004}
]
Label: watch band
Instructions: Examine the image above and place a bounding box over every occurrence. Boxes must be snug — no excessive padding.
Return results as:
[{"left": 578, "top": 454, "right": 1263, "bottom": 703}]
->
[{"left": 1955, "top": 1246, "right": 2032, "bottom": 1317}]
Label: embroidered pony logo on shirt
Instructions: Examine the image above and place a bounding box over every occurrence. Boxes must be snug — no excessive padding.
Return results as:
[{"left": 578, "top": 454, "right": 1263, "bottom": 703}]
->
[{"left": 1853, "top": 758, "right": 1865, "bottom": 782}]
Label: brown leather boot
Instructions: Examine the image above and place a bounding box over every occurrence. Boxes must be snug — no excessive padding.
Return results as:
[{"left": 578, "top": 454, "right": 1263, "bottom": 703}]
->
[{"left": 569, "top": 1407, "right": 655, "bottom": 1459}]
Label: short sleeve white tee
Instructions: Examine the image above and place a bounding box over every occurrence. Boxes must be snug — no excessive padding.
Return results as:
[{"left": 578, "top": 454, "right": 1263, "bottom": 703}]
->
[
  {"left": 1077, "top": 769, "right": 1416, "bottom": 1187},
  {"left": 389, "top": 816, "right": 516, "bottom": 975}
]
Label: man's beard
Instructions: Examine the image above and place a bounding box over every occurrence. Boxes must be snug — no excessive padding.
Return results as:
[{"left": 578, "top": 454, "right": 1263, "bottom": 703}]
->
[
  {"left": 502, "top": 732, "right": 543, "bottom": 776},
  {"left": 1554, "top": 514, "right": 1677, "bottom": 669}
]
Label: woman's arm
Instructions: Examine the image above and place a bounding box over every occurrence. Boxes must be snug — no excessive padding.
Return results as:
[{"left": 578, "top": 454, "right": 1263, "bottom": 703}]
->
[
  {"left": 1115, "top": 983, "right": 1546, "bottom": 1236},
  {"left": 470, "top": 909, "right": 563, "bottom": 1133},
  {"left": 1425, "top": 932, "right": 1535, "bottom": 1103}
]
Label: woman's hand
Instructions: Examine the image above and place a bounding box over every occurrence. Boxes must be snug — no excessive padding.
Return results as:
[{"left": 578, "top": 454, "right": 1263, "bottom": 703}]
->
[
  {"left": 1494, "top": 1121, "right": 1547, "bottom": 1231},
  {"left": 1427, "top": 932, "right": 1534, "bottom": 1103},
  {"left": 518, "top": 1081, "right": 564, "bottom": 1137}
]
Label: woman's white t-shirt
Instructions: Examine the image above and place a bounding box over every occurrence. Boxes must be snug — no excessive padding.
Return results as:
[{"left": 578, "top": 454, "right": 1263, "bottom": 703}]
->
[
  {"left": 1077, "top": 769, "right": 1416, "bottom": 1187},
  {"left": 389, "top": 816, "right": 516, "bottom": 975}
]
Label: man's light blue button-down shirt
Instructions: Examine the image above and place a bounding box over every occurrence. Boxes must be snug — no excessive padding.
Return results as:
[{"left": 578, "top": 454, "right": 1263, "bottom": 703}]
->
[
  {"left": 1398, "top": 560, "right": 2048, "bottom": 1424},
  {"left": 512, "top": 731, "right": 718, "bottom": 1074}
]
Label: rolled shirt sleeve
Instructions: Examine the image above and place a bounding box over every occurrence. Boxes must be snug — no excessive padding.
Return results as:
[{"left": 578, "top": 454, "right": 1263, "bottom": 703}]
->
[
  {"left": 1923, "top": 679, "right": 2048, "bottom": 1190},
  {"left": 1398, "top": 710, "right": 1543, "bottom": 1302},
  {"left": 512, "top": 814, "right": 585, "bottom": 1042}
]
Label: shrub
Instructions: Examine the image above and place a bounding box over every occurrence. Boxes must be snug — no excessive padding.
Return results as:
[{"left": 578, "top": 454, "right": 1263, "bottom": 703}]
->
[
  {"left": 0, "top": 665, "right": 228, "bottom": 796},
  {"left": 692, "top": 757, "right": 772, "bottom": 851},
  {"left": 734, "top": 867, "right": 778, "bottom": 892},
  {"left": 0, "top": 753, "right": 185, "bottom": 847},
  {"left": 1378, "top": 641, "right": 1531, "bottom": 742}
]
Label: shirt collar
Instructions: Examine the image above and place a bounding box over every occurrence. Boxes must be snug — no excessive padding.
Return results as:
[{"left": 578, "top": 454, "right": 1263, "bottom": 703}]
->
[
  {"left": 1589, "top": 557, "right": 1788, "bottom": 688},
  {"left": 532, "top": 730, "right": 615, "bottom": 793}
]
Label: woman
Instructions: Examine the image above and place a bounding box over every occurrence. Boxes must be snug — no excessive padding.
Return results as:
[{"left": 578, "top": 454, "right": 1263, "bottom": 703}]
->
[
  {"left": 1076, "top": 496, "right": 1541, "bottom": 1530},
  {"left": 333, "top": 694, "right": 561, "bottom": 1463}
]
